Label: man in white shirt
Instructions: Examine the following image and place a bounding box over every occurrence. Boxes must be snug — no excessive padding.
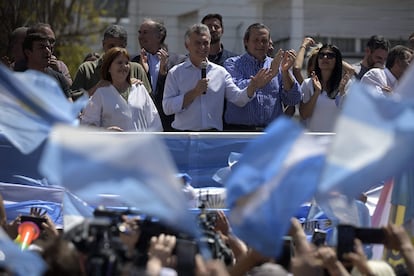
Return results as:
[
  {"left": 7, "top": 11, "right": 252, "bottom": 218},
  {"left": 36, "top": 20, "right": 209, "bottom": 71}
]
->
[
  {"left": 162, "top": 23, "right": 273, "bottom": 131},
  {"left": 361, "top": 45, "right": 413, "bottom": 96}
]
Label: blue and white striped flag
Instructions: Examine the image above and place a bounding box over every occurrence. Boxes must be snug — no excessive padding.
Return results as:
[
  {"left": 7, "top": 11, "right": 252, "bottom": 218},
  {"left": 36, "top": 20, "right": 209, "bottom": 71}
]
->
[
  {"left": 318, "top": 78, "right": 414, "bottom": 199},
  {"left": 226, "top": 117, "right": 330, "bottom": 257},
  {"left": 0, "top": 65, "right": 87, "bottom": 154},
  {"left": 39, "top": 125, "right": 199, "bottom": 237}
]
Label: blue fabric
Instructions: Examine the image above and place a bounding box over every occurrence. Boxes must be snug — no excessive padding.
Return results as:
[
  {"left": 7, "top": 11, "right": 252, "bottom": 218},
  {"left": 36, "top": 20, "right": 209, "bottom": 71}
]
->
[
  {"left": 391, "top": 170, "right": 414, "bottom": 225},
  {"left": 318, "top": 82, "right": 414, "bottom": 199},
  {"left": 0, "top": 64, "right": 87, "bottom": 154},
  {"left": 0, "top": 228, "right": 46, "bottom": 276},
  {"left": 226, "top": 117, "right": 327, "bottom": 257},
  {"left": 39, "top": 126, "right": 200, "bottom": 237}
]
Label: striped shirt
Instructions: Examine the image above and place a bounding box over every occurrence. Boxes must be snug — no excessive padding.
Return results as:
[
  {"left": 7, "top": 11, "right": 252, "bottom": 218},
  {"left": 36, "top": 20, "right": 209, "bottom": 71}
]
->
[{"left": 224, "top": 53, "right": 301, "bottom": 127}]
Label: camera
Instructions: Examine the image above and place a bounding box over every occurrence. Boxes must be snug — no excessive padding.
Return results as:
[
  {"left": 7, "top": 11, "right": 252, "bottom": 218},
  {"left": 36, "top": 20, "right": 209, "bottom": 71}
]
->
[{"left": 337, "top": 224, "right": 385, "bottom": 262}]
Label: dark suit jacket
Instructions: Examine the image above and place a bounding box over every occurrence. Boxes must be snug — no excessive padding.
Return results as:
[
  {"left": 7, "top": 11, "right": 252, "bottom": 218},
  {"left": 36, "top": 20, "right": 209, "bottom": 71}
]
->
[{"left": 132, "top": 52, "right": 186, "bottom": 131}]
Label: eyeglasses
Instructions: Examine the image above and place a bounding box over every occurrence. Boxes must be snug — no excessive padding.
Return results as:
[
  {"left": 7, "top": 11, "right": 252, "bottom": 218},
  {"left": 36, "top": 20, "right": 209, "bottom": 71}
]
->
[
  {"left": 318, "top": 52, "right": 336, "bottom": 59},
  {"left": 48, "top": 38, "right": 56, "bottom": 47}
]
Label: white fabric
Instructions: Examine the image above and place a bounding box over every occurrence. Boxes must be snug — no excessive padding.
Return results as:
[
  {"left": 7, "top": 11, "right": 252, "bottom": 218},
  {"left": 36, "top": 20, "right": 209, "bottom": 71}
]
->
[
  {"left": 301, "top": 78, "right": 340, "bottom": 132},
  {"left": 360, "top": 67, "right": 397, "bottom": 96},
  {"left": 163, "top": 59, "right": 253, "bottom": 131},
  {"left": 81, "top": 84, "right": 162, "bottom": 131}
]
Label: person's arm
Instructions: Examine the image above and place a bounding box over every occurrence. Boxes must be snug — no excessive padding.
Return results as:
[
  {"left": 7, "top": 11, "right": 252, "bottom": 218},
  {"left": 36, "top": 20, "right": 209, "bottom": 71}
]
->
[
  {"left": 343, "top": 239, "right": 374, "bottom": 276},
  {"left": 384, "top": 224, "right": 414, "bottom": 275},
  {"left": 299, "top": 73, "right": 321, "bottom": 119},
  {"left": 280, "top": 50, "right": 296, "bottom": 91},
  {"left": 294, "top": 37, "right": 316, "bottom": 84}
]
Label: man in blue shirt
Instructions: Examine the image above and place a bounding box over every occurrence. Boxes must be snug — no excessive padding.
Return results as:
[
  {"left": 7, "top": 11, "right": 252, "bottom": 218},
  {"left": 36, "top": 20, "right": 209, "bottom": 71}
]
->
[{"left": 224, "top": 23, "right": 301, "bottom": 131}]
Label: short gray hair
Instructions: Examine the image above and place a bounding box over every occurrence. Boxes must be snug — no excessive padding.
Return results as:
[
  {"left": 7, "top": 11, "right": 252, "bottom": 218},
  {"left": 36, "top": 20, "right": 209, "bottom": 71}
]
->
[
  {"left": 103, "top": 25, "right": 128, "bottom": 46},
  {"left": 184, "top": 23, "right": 210, "bottom": 43}
]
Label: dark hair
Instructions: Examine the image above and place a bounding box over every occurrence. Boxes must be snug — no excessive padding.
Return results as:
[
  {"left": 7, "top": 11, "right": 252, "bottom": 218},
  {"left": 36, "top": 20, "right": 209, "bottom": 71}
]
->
[
  {"left": 22, "top": 32, "right": 49, "bottom": 52},
  {"left": 101, "top": 47, "right": 131, "bottom": 85},
  {"left": 386, "top": 45, "right": 413, "bottom": 69},
  {"left": 27, "top": 22, "right": 52, "bottom": 35},
  {"left": 103, "top": 25, "right": 128, "bottom": 46},
  {"left": 314, "top": 44, "right": 343, "bottom": 98},
  {"left": 201, "top": 14, "right": 223, "bottom": 28},
  {"left": 366, "top": 35, "right": 390, "bottom": 52},
  {"left": 243, "top": 23, "right": 270, "bottom": 43}
]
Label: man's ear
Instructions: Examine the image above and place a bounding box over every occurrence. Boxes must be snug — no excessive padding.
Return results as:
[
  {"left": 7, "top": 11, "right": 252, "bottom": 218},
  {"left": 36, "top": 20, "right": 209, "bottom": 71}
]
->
[{"left": 184, "top": 41, "right": 189, "bottom": 51}]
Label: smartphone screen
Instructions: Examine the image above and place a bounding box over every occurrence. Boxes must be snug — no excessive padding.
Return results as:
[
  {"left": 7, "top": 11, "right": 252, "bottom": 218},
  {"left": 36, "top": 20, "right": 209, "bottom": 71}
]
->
[
  {"left": 337, "top": 224, "right": 355, "bottom": 262},
  {"left": 175, "top": 239, "right": 197, "bottom": 276},
  {"left": 312, "top": 229, "right": 327, "bottom": 247}
]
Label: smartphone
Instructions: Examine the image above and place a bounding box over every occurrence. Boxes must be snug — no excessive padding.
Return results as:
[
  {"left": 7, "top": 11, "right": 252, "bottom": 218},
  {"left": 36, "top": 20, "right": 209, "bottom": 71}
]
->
[
  {"left": 312, "top": 229, "right": 327, "bottom": 247},
  {"left": 175, "top": 239, "right": 197, "bottom": 276},
  {"left": 337, "top": 224, "right": 355, "bottom": 262},
  {"left": 20, "top": 215, "right": 47, "bottom": 230},
  {"left": 355, "top": 227, "right": 385, "bottom": 244}
]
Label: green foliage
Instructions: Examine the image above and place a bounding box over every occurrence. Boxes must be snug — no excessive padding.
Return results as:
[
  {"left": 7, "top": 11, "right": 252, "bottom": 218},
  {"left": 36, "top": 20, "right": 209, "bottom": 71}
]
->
[{"left": 0, "top": 0, "right": 122, "bottom": 75}]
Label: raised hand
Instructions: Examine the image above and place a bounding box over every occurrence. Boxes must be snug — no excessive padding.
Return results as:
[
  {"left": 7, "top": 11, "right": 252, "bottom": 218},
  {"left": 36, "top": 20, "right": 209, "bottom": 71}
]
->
[
  {"left": 140, "top": 48, "right": 149, "bottom": 73},
  {"left": 280, "top": 49, "right": 297, "bottom": 72}
]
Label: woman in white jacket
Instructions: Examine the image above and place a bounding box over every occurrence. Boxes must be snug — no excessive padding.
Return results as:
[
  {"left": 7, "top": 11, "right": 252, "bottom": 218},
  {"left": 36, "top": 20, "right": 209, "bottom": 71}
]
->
[
  {"left": 81, "top": 47, "right": 162, "bottom": 131},
  {"left": 299, "top": 44, "right": 350, "bottom": 132}
]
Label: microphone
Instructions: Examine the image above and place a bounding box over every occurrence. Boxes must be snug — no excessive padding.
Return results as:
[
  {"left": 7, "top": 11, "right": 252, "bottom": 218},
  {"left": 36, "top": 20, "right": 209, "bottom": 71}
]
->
[{"left": 200, "top": 61, "right": 207, "bottom": 94}]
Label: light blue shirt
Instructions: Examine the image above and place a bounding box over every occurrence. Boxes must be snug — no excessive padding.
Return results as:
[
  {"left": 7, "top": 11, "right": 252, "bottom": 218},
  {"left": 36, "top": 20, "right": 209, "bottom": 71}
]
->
[
  {"left": 148, "top": 53, "right": 160, "bottom": 93},
  {"left": 224, "top": 53, "right": 301, "bottom": 126},
  {"left": 163, "top": 58, "right": 254, "bottom": 131}
]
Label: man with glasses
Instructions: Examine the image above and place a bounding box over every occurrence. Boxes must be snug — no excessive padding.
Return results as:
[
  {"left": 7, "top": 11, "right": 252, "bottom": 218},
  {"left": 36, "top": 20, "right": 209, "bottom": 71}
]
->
[
  {"left": 22, "top": 32, "right": 72, "bottom": 100},
  {"left": 17, "top": 23, "right": 73, "bottom": 86}
]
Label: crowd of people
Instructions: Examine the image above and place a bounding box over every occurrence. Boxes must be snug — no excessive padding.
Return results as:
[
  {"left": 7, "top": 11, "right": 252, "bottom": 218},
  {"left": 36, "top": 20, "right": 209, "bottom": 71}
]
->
[
  {"left": 3, "top": 15, "right": 413, "bottom": 133},
  {"left": 1, "top": 13, "right": 414, "bottom": 276}
]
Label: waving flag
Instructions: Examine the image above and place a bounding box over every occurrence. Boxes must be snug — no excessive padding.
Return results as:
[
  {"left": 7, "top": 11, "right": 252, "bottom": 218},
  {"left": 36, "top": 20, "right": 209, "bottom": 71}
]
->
[
  {"left": 0, "top": 65, "right": 87, "bottom": 154},
  {"left": 318, "top": 81, "right": 414, "bottom": 199},
  {"left": 39, "top": 125, "right": 199, "bottom": 237},
  {"left": 226, "top": 117, "right": 330, "bottom": 257}
]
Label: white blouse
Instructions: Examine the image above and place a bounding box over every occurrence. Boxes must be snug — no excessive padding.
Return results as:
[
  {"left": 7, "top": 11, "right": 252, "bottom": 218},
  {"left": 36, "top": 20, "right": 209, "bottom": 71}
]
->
[{"left": 81, "top": 84, "right": 163, "bottom": 131}]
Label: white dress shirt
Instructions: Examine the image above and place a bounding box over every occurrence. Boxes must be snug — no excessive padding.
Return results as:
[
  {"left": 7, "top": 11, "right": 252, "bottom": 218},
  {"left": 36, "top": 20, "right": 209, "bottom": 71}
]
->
[
  {"left": 162, "top": 59, "right": 254, "bottom": 131},
  {"left": 360, "top": 68, "right": 397, "bottom": 96}
]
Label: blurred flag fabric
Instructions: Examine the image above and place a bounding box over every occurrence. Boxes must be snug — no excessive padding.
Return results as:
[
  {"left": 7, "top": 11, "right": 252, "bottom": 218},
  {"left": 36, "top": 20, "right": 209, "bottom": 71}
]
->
[
  {"left": 226, "top": 117, "right": 331, "bottom": 257},
  {"left": 39, "top": 125, "right": 199, "bottom": 237},
  {"left": 384, "top": 170, "right": 414, "bottom": 268},
  {"left": 0, "top": 182, "right": 65, "bottom": 227},
  {"left": 0, "top": 227, "right": 46, "bottom": 276},
  {"left": 317, "top": 81, "right": 414, "bottom": 200},
  {"left": 0, "top": 65, "right": 87, "bottom": 154}
]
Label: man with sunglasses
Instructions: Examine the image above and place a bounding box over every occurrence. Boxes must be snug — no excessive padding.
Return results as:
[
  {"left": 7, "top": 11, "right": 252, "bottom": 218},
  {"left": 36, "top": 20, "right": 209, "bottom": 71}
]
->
[{"left": 15, "top": 23, "right": 73, "bottom": 86}]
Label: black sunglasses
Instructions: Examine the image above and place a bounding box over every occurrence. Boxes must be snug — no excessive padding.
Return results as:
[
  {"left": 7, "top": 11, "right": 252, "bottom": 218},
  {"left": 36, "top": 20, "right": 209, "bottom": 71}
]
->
[{"left": 318, "top": 52, "right": 336, "bottom": 59}]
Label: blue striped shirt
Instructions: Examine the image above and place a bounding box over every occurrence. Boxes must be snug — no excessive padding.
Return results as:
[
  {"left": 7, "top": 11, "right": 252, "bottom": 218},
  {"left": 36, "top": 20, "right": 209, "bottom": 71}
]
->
[{"left": 224, "top": 53, "right": 301, "bottom": 126}]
